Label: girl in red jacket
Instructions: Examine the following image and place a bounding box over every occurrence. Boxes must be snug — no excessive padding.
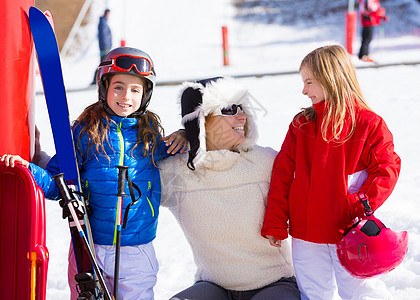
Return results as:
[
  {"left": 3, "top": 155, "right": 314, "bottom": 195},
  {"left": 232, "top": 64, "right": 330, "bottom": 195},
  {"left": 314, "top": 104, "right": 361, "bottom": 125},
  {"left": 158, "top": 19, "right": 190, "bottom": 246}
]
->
[{"left": 261, "top": 45, "right": 400, "bottom": 300}]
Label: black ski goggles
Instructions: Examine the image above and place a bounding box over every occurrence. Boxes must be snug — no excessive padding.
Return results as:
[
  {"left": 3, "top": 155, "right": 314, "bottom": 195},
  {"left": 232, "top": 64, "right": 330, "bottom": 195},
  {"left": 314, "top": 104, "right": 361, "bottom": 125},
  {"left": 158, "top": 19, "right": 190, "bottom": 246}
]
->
[
  {"left": 99, "top": 54, "right": 153, "bottom": 76},
  {"left": 213, "top": 104, "right": 244, "bottom": 116}
]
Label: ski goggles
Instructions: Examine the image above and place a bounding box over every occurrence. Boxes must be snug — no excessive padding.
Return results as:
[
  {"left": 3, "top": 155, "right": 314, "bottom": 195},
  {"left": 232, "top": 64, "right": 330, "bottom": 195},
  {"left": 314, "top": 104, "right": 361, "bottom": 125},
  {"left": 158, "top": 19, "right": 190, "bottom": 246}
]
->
[
  {"left": 99, "top": 54, "right": 153, "bottom": 76},
  {"left": 213, "top": 104, "right": 244, "bottom": 116}
]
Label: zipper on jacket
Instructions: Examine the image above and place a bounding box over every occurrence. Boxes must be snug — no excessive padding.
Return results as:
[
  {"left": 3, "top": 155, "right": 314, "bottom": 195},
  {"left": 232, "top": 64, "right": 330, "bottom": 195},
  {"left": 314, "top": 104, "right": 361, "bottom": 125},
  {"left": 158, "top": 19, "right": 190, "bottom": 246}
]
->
[
  {"left": 84, "top": 180, "right": 90, "bottom": 204},
  {"left": 114, "top": 121, "right": 125, "bottom": 244},
  {"left": 146, "top": 181, "right": 155, "bottom": 217},
  {"left": 116, "top": 121, "right": 125, "bottom": 166}
]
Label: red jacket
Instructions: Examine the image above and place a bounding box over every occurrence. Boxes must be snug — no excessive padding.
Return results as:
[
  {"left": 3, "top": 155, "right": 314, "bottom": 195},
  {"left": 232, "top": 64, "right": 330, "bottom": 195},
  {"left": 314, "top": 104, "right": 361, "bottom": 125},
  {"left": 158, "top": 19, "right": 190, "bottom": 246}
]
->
[
  {"left": 261, "top": 101, "right": 401, "bottom": 244},
  {"left": 359, "top": 0, "right": 387, "bottom": 27}
]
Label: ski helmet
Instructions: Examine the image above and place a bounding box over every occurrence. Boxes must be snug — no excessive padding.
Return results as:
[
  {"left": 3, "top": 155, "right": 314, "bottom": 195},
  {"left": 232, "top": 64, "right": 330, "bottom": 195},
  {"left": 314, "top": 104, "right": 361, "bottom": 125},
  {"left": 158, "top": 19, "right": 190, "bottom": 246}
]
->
[
  {"left": 336, "top": 214, "right": 408, "bottom": 278},
  {"left": 96, "top": 47, "right": 156, "bottom": 113}
]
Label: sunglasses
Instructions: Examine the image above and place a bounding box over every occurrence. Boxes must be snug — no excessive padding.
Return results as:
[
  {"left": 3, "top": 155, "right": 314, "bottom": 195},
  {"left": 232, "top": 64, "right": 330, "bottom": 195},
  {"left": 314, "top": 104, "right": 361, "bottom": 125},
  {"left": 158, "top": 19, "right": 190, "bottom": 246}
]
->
[
  {"left": 213, "top": 104, "right": 244, "bottom": 116},
  {"left": 99, "top": 54, "right": 153, "bottom": 76}
]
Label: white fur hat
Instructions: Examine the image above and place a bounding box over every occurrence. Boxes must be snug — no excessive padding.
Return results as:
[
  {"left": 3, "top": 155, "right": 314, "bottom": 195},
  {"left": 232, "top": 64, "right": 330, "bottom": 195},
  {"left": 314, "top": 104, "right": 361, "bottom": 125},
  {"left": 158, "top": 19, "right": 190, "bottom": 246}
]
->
[{"left": 179, "top": 77, "right": 258, "bottom": 169}]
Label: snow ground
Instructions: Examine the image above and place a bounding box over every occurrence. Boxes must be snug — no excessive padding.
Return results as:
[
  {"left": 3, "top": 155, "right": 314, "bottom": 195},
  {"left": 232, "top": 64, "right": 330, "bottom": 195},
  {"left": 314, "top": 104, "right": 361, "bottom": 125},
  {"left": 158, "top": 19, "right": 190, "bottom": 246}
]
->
[{"left": 35, "top": 0, "right": 420, "bottom": 299}]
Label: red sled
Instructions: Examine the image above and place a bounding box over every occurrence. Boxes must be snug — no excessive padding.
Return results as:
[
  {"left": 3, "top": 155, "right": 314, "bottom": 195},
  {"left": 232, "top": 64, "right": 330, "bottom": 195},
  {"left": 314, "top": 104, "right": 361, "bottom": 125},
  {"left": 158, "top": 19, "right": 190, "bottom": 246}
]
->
[{"left": 0, "top": 162, "right": 49, "bottom": 300}]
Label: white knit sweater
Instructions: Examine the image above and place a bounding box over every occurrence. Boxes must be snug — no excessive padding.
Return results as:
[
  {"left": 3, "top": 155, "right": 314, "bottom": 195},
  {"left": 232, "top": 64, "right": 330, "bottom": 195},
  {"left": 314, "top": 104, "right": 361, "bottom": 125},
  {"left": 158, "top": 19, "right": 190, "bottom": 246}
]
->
[{"left": 159, "top": 146, "right": 295, "bottom": 291}]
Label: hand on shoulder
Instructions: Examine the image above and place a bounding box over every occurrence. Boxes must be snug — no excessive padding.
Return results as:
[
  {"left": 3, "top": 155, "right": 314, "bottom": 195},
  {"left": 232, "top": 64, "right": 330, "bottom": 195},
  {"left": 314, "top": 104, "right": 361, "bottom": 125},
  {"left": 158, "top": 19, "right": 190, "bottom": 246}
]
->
[{"left": 163, "top": 129, "right": 188, "bottom": 154}]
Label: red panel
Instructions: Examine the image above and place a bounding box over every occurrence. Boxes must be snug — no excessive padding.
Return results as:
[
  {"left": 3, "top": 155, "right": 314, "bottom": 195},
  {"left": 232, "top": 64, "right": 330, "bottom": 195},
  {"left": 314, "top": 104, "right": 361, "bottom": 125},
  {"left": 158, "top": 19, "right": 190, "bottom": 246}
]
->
[
  {"left": 0, "top": 163, "right": 48, "bottom": 297},
  {"left": 0, "top": 0, "right": 35, "bottom": 161}
]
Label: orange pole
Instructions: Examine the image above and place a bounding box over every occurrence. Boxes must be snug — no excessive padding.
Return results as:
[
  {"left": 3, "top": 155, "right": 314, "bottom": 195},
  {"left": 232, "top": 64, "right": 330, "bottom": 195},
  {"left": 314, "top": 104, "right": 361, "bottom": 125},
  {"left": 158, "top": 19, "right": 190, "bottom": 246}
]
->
[
  {"left": 222, "top": 26, "right": 229, "bottom": 66},
  {"left": 345, "top": 11, "right": 357, "bottom": 55}
]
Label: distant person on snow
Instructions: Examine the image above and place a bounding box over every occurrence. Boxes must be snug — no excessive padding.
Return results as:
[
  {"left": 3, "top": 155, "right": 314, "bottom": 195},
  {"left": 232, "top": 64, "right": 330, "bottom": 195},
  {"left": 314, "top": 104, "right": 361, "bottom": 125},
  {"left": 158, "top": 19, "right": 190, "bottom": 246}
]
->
[
  {"left": 358, "top": 0, "right": 388, "bottom": 62},
  {"left": 261, "top": 45, "right": 400, "bottom": 300},
  {"left": 92, "top": 9, "right": 113, "bottom": 85},
  {"left": 2, "top": 47, "right": 188, "bottom": 300},
  {"left": 98, "top": 9, "right": 112, "bottom": 62}
]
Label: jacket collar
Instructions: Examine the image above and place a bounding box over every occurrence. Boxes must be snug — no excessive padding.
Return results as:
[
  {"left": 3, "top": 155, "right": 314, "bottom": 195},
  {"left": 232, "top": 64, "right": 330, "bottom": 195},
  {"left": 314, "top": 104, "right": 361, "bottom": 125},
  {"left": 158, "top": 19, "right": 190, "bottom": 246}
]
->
[
  {"left": 109, "top": 115, "right": 138, "bottom": 128},
  {"left": 200, "top": 149, "right": 241, "bottom": 171},
  {"left": 313, "top": 100, "right": 326, "bottom": 116}
]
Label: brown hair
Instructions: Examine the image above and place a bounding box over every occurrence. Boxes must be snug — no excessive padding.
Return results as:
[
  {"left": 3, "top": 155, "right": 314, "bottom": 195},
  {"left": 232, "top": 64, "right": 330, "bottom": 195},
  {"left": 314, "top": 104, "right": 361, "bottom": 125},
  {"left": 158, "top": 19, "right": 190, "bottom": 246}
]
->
[
  {"left": 74, "top": 75, "right": 164, "bottom": 166},
  {"left": 298, "top": 45, "right": 372, "bottom": 143}
]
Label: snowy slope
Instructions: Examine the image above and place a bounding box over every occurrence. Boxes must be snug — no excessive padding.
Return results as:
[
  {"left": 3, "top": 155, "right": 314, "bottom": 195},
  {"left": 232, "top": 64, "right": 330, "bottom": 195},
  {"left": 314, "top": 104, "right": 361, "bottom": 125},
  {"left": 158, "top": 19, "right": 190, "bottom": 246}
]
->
[{"left": 36, "top": 0, "right": 420, "bottom": 299}]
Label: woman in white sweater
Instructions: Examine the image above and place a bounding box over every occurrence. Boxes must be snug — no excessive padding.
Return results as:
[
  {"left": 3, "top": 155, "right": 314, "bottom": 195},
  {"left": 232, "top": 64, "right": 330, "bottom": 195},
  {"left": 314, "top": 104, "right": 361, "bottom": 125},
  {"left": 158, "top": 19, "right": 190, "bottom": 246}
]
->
[{"left": 159, "top": 77, "right": 300, "bottom": 300}]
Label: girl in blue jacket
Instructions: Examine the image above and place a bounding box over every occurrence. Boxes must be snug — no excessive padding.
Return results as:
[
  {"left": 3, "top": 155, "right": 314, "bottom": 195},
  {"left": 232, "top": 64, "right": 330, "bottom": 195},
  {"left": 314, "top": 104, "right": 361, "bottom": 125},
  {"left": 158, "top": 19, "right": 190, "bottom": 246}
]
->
[{"left": 2, "top": 47, "right": 187, "bottom": 299}]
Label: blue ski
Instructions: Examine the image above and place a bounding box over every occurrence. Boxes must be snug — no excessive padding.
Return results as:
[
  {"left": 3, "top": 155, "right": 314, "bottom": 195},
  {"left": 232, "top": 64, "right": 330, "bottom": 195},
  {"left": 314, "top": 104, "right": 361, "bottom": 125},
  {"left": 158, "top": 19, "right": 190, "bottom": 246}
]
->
[{"left": 29, "top": 6, "right": 110, "bottom": 300}]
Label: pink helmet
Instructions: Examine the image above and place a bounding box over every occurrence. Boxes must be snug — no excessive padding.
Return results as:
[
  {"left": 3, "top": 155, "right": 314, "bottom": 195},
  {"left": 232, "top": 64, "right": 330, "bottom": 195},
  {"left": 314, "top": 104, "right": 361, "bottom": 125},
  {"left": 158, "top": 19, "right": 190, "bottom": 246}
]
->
[{"left": 337, "top": 214, "right": 408, "bottom": 278}]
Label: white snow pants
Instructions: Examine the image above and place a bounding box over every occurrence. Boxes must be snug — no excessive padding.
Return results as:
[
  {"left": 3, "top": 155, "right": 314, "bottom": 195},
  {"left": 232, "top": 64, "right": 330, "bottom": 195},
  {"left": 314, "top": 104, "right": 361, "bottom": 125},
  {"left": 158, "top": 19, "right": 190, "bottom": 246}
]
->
[
  {"left": 292, "top": 238, "right": 393, "bottom": 300},
  {"left": 68, "top": 242, "right": 158, "bottom": 300}
]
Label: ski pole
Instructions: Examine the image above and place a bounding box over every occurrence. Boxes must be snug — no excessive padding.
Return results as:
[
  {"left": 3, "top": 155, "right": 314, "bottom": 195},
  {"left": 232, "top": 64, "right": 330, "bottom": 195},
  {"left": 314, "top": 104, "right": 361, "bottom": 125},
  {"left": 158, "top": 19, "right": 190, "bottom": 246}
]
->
[
  {"left": 113, "top": 166, "right": 129, "bottom": 300},
  {"left": 52, "top": 173, "right": 112, "bottom": 300},
  {"left": 113, "top": 166, "right": 141, "bottom": 299}
]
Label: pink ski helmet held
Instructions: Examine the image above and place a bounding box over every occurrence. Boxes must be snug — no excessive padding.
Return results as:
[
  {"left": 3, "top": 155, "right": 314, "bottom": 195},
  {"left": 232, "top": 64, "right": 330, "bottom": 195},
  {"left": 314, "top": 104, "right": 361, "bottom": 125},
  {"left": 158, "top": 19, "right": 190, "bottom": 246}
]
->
[{"left": 337, "top": 214, "right": 408, "bottom": 278}]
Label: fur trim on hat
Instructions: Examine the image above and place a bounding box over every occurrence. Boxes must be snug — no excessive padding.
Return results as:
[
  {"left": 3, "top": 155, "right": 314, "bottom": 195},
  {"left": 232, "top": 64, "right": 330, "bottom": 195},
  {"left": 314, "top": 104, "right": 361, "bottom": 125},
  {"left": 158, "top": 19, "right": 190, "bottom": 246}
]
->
[{"left": 179, "top": 77, "right": 258, "bottom": 169}]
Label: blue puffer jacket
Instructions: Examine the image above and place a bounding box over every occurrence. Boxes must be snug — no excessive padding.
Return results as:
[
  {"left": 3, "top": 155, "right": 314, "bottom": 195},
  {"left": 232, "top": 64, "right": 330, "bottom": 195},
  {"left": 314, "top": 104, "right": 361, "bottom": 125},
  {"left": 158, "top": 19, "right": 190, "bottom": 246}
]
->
[{"left": 30, "top": 115, "right": 170, "bottom": 246}]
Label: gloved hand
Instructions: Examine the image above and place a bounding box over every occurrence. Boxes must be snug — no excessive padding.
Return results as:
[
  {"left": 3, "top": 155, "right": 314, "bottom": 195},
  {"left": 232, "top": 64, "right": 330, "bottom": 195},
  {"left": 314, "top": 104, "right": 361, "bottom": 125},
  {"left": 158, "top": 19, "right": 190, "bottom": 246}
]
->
[{"left": 347, "top": 192, "right": 370, "bottom": 221}]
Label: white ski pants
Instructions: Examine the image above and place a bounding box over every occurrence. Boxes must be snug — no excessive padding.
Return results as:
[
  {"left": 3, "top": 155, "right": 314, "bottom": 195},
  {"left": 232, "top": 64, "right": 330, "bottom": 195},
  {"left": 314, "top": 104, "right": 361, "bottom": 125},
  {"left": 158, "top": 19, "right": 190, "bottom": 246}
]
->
[
  {"left": 292, "top": 238, "right": 393, "bottom": 300},
  {"left": 68, "top": 242, "right": 159, "bottom": 300}
]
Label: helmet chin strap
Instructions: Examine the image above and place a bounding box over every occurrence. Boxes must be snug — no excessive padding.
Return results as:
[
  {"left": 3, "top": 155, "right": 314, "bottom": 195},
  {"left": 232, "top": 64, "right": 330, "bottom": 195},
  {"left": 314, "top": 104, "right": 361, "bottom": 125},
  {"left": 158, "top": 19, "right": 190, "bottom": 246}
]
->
[
  {"left": 129, "top": 93, "right": 151, "bottom": 117},
  {"left": 127, "top": 110, "right": 145, "bottom": 118},
  {"left": 99, "top": 100, "right": 118, "bottom": 116}
]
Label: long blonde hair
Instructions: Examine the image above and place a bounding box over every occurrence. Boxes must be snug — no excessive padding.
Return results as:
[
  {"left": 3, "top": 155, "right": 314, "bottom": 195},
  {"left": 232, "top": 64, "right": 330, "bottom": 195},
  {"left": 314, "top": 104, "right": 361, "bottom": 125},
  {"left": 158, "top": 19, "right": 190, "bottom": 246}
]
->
[
  {"left": 73, "top": 76, "right": 164, "bottom": 166},
  {"left": 298, "top": 45, "right": 372, "bottom": 143}
]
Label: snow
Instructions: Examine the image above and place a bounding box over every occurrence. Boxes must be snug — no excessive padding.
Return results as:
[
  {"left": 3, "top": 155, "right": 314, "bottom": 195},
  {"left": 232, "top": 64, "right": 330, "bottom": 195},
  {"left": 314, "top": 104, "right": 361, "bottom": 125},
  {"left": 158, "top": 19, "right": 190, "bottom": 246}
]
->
[{"left": 35, "top": 0, "right": 420, "bottom": 299}]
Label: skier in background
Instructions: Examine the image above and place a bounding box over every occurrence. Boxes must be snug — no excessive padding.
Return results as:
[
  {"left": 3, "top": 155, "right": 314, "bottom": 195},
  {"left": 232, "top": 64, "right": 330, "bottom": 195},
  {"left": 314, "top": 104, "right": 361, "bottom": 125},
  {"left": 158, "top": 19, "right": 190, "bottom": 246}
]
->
[
  {"left": 358, "top": 0, "right": 388, "bottom": 62},
  {"left": 2, "top": 47, "right": 187, "bottom": 300},
  {"left": 92, "top": 9, "right": 112, "bottom": 85},
  {"left": 98, "top": 9, "right": 112, "bottom": 62},
  {"left": 262, "top": 45, "right": 400, "bottom": 299}
]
